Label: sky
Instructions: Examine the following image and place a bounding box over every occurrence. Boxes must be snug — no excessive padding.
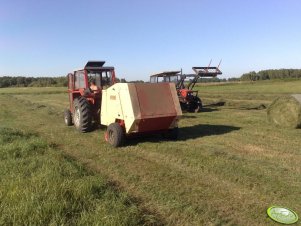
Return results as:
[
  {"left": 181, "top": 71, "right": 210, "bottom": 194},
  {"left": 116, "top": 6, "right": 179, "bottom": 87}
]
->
[{"left": 0, "top": 0, "right": 301, "bottom": 80}]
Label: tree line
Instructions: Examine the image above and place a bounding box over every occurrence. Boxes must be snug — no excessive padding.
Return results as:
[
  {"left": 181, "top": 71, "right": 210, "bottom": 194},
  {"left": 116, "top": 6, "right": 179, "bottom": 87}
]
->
[
  {"left": 240, "top": 69, "right": 301, "bottom": 81},
  {"left": 0, "top": 76, "right": 142, "bottom": 88},
  {"left": 1, "top": 69, "right": 301, "bottom": 87},
  {"left": 0, "top": 76, "right": 67, "bottom": 88}
]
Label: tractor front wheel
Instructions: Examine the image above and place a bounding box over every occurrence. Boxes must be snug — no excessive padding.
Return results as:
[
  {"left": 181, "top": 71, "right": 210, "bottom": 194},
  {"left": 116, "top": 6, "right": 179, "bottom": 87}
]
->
[
  {"left": 187, "top": 97, "right": 202, "bottom": 113},
  {"left": 73, "top": 97, "right": 92, "bottom": 132},
  {"left": 64, "top": 109, "right": 73, "bottom": 126},
  {"left": 106, "top": 123, "right": 125, "bottom": 147},
  {"left": 194, "top": 97, "right": 203, "bottom": 113}
]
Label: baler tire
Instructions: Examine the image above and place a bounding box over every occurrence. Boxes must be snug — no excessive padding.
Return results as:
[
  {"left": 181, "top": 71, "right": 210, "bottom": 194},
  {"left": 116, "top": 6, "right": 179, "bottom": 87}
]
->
[
  {"left": 73, "top": 97, "right": 92, "bottom": 132},
  {"left": 107, "top": 123, "right": 125, "bottom": 147},
  {"left": 64, "top": 109, "right": 73, "bottom": 126}
]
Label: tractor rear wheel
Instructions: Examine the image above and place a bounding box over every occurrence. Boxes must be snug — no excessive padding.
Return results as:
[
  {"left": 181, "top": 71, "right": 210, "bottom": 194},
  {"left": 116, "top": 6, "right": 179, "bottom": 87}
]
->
[
  {"left": 64, "top": 109, "right": 73, "bottom": 126},
  {"left": 73, "top": 97, "right": 92, "bottom": 132},
  {"left": 106, "top": 123, "right": 125, "bottom": 147}
]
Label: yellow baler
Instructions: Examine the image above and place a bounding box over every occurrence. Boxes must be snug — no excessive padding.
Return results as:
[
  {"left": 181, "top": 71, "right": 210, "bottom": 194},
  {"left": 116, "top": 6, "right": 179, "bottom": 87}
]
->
[{"left": 101, "top": 83, "right": 182, "bottom": 147}]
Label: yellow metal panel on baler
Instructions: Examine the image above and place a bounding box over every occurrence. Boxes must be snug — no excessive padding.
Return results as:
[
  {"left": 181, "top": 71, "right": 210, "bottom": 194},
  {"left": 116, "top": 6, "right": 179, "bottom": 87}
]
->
[
  {"left": 127, "top": 84, "right": 141, "bottom": 119},
  {"left": 117, "top": 84, "right": 136, "bottom": 133},
  {"left": 100, "top": 86, "right": 124, "bottom": 125}
]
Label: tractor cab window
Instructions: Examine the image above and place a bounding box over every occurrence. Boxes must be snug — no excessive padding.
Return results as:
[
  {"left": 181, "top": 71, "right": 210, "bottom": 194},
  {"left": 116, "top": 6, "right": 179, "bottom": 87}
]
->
[
  {"left": 169, "top": 75, "right": 178, "bottom": 83},
  {"left": 150, "top": 77, "right": 156, "bottom": 83},
  {"left": 88, "top": 71, "right": 102, "bottom": 87},
  {"left": 87, "top": 70, "right": 112, "bottom": 88},
  {"left": 157, "top": 77, "right": 166, "bottom": 82},
  {"left": 101, "top": 71, "right": 112, "bottom": 87},
  {"left": 74, "top": 71, "right": 85, "bottom": 89},
  {"left": 160, "top": 75, "right": 178, "bottom": 83}
]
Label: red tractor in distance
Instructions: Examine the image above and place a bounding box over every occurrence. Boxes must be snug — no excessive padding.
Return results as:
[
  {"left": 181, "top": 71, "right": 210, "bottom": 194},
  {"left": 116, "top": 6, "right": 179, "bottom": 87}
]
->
[
  {"left": 150, "top": 64, "right": 222, "bottom": 112},
  {"left": 64, "top": 61, "right": 115, "bottom": 132}
]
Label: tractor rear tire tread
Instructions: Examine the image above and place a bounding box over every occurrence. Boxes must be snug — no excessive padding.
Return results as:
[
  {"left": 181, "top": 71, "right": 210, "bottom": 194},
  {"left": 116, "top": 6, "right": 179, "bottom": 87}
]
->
[{"left": 73, "top": 97, "right": 92, "bottom": 132}]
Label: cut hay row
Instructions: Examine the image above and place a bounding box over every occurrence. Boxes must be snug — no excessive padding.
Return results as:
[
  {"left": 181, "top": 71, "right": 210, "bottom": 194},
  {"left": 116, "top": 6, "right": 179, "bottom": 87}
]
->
[{"left": 202, "top": 97, "right": 268, "bottom": 110}]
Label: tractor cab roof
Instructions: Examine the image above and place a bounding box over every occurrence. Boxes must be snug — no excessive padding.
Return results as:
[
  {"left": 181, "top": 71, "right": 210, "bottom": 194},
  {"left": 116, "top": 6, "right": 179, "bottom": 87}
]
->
[
  {"left": 85, "top": 61, "right": 105, "bottom": 69},
  {"left": 73, "top": 61, "right": 114, "bottom": 72},
  {"left": 150, "top": 71, "right": 181, "bottom": 78}
]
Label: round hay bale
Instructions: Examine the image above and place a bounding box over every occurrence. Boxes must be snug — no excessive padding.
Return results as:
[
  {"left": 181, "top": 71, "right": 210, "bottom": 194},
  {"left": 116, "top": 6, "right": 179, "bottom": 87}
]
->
[{"left": 267, "top": 94, "right": 301, "bottom": 129}]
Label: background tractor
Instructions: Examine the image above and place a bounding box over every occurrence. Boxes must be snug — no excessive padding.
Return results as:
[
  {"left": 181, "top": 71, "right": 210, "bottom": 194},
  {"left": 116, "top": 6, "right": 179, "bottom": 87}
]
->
[
  {"left": 65, "top": 61, "right": 182, "bottom": 147},
  {"left": 150, "top": 63, "right": 222, "bottom": 112}
]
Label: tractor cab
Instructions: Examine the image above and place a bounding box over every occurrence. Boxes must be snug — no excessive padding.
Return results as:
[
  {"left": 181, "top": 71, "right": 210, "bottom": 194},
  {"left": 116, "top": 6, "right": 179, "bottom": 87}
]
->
[
  {"left": 65, "top": 61, "right": 116, "bottom": 132},
  {"left": 150, "top": 71, "right": 181, "bottom": 84},
  {"left": 67, "top": 61, "right": 115, "bottom": 96}
]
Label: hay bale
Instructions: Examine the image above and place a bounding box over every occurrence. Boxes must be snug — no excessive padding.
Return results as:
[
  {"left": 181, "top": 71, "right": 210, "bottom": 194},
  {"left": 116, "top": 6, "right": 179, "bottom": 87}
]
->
[{"left": 267, "top": 94, "right": 301, "bottom": 129}]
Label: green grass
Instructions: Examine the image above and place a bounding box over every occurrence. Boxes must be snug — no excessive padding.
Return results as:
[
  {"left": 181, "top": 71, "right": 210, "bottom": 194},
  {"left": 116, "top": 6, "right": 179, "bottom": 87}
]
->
[
  {"left": 0, "top": 79, "right": 301, "bottom": 225},
  {"left": 196, "top": 79, "right": 301, "bottom": 94},
  {"left": 0, "top": 87, "right": 66, "bottom": 95},
  {"left": 196, "top": 79, "right": 301, "bottom": 109},
  {"left": 0, "top": 128, "right": 160, "bottom": 225}
]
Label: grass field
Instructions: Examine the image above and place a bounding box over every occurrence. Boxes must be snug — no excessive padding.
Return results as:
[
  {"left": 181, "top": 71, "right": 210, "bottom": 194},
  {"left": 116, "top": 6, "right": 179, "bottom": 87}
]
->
[{"left": 0, "top": 79, "right": 301, "bottom": 225}]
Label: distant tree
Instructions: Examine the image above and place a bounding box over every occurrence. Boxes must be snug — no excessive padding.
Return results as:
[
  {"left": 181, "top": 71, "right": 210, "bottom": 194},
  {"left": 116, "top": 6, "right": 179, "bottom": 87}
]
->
[
  {"left": 240, "top": 71, "right": 258, "bottom": 81},
  {"left": 198, "top": 77, "right": 224, "bottom": 83},
  {"left": 239, "top": 69, "right": 301, "bottom": 81},
  {"left": 227, "top": 77, "right": 240, "bottom": 82},
  {"left": 0, "top": 76, "right": 67, "bottom": 87}
]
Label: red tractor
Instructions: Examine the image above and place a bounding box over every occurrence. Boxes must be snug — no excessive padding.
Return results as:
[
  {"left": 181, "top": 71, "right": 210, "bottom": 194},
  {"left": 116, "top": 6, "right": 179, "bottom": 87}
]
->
[
  {"left": 150, "top": 65, "right": 222, "bottom": 112},
  {"left": 64, "top": 61, "right": 115, "bottom": 132}
]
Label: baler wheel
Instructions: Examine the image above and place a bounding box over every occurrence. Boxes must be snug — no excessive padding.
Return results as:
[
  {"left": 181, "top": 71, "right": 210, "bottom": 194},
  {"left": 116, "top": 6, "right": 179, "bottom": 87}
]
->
[
  {"left": 64, "top": 109, "right": 73, "bottom": 126},
  {"left": 73, "top": 97, "right": 92, "bottom": 132},
  {"left": 107, "top": 123, "right": 125, "bottom": 147}
]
